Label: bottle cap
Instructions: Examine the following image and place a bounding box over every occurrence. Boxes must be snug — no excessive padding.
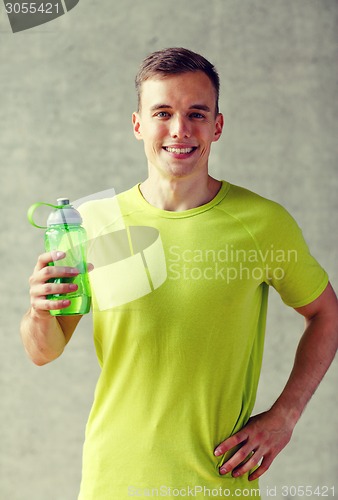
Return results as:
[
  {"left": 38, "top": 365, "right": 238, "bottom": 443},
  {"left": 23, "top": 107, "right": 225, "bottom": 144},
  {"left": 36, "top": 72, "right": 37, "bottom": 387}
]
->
[
  {"left": 47, "top": 199, "right": 83, "bottom": 226},
  {"left": 27, "top": 199, "right": 83, "bottom": 228}
]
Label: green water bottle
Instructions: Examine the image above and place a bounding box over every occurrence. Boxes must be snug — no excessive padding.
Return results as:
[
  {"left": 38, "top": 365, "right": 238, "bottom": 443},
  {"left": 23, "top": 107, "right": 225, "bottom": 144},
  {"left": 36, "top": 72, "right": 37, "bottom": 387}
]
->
[{"left": 44, "top": 198, "right": 91, "bottom": 315}]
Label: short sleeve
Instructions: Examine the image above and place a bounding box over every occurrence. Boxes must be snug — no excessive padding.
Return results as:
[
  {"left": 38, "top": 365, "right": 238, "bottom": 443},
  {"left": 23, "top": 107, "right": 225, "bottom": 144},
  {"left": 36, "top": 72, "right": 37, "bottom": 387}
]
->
[{"left": 260, "top": 204, "right": 328, "bottom": 308}]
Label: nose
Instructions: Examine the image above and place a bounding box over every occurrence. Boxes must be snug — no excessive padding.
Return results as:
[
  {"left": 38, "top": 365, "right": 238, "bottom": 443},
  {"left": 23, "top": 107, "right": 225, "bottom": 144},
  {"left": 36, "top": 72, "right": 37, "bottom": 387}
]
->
[{"left": 170, "top": 114, "right": 191, "bottom": 139}]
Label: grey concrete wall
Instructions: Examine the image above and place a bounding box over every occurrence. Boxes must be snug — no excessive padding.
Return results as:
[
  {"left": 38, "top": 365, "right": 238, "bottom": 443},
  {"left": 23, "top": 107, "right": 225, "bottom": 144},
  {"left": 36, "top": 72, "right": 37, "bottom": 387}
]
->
[{"left": 1, "top": 1, "right": 337, "bottom": 499}]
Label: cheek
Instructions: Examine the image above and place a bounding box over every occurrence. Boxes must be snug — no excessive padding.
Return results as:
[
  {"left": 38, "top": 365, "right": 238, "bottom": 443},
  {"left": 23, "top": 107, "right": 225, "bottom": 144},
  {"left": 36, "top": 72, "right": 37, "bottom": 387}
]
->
[
  {"left": 201, "top": 129, "right": 216, "bottom": 146},
  {"left": 145, "top": 123, "right": 166, "bottom": 137},
  {"left": 155, "top": 124, "right": 168, "bottom": 138},
  {"left": 148, "top": 126, "right": 168, "bottom": 148}
]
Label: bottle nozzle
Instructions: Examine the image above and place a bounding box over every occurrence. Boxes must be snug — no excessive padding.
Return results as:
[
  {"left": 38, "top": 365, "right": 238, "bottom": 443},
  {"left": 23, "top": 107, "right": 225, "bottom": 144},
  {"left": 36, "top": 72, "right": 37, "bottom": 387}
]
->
[{"left": 57, "top": 198, "right": 70, "bottom": 206}]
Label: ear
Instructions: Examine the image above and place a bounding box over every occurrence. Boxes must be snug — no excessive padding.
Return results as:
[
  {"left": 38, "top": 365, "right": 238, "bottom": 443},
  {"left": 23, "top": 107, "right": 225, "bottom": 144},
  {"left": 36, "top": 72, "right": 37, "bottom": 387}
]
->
[
  {"left": 212, "top": 113, "right": 224, "bottom": 143},
  {"left": 132, "top": 112, "right": 143, "bottom": 141}
]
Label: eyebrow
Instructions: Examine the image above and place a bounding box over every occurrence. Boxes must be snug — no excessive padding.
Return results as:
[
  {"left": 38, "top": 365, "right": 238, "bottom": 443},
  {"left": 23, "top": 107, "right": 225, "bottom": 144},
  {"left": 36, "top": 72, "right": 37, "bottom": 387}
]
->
[{"left": 150, "top": 104, "right": 211, "bottom": 113}]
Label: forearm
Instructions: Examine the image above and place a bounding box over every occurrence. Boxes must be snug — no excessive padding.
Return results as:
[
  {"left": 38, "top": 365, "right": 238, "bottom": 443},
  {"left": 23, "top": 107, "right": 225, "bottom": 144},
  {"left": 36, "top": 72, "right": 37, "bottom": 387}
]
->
[
  {"left": 20, "top": 308, "right": 67, "bottom": 366},
  {"left": 270, "top": 311, "right": 338, "bottom": 426}
]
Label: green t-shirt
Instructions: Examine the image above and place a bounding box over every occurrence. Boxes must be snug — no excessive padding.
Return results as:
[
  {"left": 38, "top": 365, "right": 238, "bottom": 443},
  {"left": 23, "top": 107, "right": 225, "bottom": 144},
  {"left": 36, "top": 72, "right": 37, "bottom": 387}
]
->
[{"left": 78, "top": 181, "right": 328, "bottom": 499}]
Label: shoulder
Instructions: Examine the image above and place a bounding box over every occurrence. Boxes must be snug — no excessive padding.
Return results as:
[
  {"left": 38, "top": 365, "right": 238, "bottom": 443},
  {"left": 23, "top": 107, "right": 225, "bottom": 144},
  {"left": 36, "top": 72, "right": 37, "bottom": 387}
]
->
[{"left": 222, "top": 182, "right": 296, "bottom": 226}]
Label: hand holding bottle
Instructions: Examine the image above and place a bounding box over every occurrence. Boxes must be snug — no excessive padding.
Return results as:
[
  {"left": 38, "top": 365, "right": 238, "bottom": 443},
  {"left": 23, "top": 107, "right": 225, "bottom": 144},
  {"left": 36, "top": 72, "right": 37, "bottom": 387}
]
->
[
  {"left": 29, "top": 250, "right": 81, "bottom": 318},
  {"left": 27, "top": 198, "right": 92, "bottom": 316}
]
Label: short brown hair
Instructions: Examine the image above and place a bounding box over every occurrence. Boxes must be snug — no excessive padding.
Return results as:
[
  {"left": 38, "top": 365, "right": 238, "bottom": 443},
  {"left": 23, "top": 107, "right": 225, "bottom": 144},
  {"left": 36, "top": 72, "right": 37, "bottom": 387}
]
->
[{"left": 135, "top": 47, "right": 220, "bottom": 115}]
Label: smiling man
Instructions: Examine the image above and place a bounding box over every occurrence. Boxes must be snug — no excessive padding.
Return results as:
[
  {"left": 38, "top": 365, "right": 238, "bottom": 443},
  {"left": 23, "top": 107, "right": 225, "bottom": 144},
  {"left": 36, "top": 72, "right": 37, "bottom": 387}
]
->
[
  {"left": 132, "top": 69, "right": 223, "bottom": 208},
  {"left": 21, "top": 48, "right": 338, "bottom": 499}
]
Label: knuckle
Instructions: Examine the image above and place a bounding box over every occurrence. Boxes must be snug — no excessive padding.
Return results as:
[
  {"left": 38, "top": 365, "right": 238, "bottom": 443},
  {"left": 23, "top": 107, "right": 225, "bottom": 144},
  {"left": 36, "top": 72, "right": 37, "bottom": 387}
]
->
[
  {"left": 37, "top": 253, "right": 47, "bottom": 265},
  {"left": 41, "top": 300, "right": 52, "bottom": 311},
  {"left": 237, "top": 449, "right": 248, "bottom": 461},
  {"left": 44, "top": 283, "right": 53, "bottom": 295},
  {"left": 256, "top": 431, "right": 265, "bottom": 442},
  {"left": 234, "top": 433, "right": 245, "bottom": 445},
  {"left": 30, "top": 302, "right": 48, "bottom": 317},
  {"left": 47, "top": 300, "right": 57, "bottom": 309},
  {"left": 29, "top": 283, "right": 38, "bottom": 299},
  {"left": 44, "top": 266, "right": 55, "bottom": 278}
]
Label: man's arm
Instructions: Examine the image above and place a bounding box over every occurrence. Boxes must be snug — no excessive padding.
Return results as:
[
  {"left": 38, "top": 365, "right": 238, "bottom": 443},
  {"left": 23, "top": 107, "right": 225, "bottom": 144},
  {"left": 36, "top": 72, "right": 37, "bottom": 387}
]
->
[
  {"left": 214, "top": 282, "right": 338, "bottom": 480},
  {"left": 20, "top": 251, "right": 83, "bottom": 366}
]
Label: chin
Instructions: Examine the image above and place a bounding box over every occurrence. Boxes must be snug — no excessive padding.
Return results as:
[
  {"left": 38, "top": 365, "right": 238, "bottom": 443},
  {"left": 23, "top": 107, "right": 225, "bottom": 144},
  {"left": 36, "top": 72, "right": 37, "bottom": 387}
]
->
[{"left": 165, "top": 163, "right": 199, "bottom": 179}]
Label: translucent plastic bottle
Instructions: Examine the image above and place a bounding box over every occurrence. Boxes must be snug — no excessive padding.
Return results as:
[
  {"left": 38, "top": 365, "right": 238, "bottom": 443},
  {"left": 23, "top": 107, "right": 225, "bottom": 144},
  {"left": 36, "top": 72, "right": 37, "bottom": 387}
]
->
[{"left": 44, "top": 198, "right": 91, "bottom": 315}]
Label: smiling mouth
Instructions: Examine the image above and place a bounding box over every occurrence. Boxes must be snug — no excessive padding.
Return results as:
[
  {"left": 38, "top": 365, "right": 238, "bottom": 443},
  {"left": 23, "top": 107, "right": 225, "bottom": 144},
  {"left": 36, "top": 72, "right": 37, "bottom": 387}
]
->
[{"left": 163, "top": 146, "right": 197, "bottom": 154}]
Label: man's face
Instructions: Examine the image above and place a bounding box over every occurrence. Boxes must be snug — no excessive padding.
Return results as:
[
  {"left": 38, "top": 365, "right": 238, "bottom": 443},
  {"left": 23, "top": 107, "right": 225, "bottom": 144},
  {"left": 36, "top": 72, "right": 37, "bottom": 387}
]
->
[{"left": 132, "top": 71, "right": 223, "bottom": 181}]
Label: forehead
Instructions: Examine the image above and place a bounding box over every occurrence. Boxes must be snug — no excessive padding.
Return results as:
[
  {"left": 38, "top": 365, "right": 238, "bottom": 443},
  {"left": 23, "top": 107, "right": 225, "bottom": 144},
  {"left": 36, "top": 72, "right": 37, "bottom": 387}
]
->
[{"left": 139, "top": 71, "right": 217, "bottom": 110}]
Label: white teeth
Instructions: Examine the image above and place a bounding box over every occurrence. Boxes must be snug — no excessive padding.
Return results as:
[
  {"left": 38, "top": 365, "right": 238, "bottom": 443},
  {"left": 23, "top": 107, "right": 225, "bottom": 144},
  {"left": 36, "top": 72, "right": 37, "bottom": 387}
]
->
[{"left": 165, "top": 147, "right": 194, "bottom": 154}]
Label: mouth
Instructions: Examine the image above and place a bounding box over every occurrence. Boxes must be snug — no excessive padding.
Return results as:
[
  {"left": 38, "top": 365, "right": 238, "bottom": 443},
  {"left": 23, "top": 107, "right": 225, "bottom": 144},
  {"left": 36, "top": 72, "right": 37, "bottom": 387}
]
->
[{"left": 163, "top": 146, "right": 198, "bottom": 155}]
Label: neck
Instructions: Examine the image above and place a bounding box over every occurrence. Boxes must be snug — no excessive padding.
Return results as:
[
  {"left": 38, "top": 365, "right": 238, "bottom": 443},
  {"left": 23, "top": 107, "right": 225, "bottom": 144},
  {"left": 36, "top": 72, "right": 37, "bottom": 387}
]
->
[{"left": 139, "top": 174, "right": 222, "bottom": 211}]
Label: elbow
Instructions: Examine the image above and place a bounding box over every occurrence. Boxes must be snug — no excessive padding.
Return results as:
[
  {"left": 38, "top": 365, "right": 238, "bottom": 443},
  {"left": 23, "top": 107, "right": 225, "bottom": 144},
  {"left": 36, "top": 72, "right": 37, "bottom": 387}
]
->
[
  {"left": 24, "top": 345, "right": 63, "bottom": 367},
  {"left": 31, "top": 356, "right": 51, "bottom": 367}
]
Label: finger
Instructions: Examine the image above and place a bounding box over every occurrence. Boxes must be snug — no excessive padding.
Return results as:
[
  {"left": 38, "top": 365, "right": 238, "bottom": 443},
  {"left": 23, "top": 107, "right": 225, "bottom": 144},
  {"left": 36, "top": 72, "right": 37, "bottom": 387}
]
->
[
  {"left": 31, "top": 277, "right": 79, "bottom": 305},
  {"left": 30, "top": 271, "right": 79, "bottom": 307},
  {"left": 30, "top": 266, "right": 79, "bottom": 292},
  {"left": 41, "top": 265, "right": 80, "bottom": 282},
  {"left": 214, "top": 431, "right": 248, "bottom": 457},
  {"left": 248, "top": 455, "right": 273, "bottom": 481},
  {"left": 30, "top": 297, "right": 72, "bottom": 319},
  {"left": 34, "top": 298, "right": 72, "bottom": 311},
  {"left": 219, "top": 446, "right": 253, "bottom": 475},
  {"left": 34, "top": 251, "right": 66, "bottom": 272},
  {"left": 42, "top": 281, "right": 78, "bottom": 297},
  {"left": 232, "top": 451, "right": 262, "bottom": 478}
]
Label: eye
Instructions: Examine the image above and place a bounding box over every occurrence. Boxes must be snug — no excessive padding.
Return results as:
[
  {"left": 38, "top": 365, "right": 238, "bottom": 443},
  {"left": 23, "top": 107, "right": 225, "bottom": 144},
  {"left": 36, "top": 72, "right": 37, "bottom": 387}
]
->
[
  {"left": 155, "top": 111, "right": 170, "bottom": 118},
  {"left": 190, "top": 112, "right": 205, "bottom": 119}
]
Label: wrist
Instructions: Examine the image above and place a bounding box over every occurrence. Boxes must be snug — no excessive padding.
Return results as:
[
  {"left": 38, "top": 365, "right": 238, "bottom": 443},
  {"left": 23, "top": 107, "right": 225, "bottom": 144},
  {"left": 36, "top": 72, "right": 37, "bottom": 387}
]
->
[
  {"left": 21, "top": 308, "right": 65, "bottom": 365},
  {"left": 269, "top": 400, "right": 302, "bottom": 429}
]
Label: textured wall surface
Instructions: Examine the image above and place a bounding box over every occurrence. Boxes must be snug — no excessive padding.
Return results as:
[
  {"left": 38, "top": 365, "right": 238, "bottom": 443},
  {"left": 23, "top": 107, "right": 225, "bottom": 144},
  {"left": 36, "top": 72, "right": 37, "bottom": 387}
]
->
[{"left": 0, "top": 1, "right": 337, "bottom": 499}]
